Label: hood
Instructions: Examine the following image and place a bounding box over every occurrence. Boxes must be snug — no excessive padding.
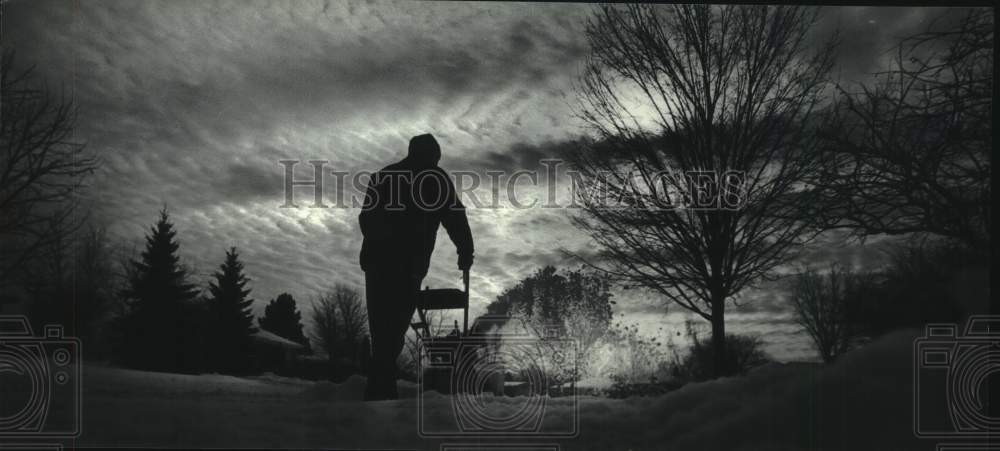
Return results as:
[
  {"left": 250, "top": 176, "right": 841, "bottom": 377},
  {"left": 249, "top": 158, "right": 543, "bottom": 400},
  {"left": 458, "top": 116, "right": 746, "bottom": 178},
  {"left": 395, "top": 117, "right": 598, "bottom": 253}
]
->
[{"left": 405, "top": 133, "right": 441, "bottom": 168}]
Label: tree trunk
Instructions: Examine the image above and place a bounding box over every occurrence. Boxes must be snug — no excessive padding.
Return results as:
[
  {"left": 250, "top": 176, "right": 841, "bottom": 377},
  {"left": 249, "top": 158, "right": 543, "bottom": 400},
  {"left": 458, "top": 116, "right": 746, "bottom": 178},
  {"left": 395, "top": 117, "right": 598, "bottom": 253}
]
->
[{"left": 710, "top": 291, "right": 727, "bottom": 378}]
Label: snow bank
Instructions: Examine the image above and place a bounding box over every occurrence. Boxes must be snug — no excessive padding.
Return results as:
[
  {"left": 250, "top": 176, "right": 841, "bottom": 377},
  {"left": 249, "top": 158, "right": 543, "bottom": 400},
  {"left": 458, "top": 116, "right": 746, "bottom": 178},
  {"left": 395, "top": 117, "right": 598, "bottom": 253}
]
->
[
  {"left": 76, "top": 329, "right": 934, "bottom": 450},
  {"left": 296, "top": 375, "right": 421, "bottom": 402},
  {"left": 83, "top": 365, "right": 302, "bottom": 398},
  {"left": 564, "top": 328, "right": 929, "bottom": 450}
]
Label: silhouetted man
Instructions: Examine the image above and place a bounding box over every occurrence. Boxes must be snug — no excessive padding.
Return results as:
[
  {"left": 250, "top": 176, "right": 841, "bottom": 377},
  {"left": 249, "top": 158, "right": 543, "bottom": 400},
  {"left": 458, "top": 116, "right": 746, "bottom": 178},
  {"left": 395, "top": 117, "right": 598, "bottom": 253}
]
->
[{"left": 359, "top": 133, "right": 474, "bottom": 401}]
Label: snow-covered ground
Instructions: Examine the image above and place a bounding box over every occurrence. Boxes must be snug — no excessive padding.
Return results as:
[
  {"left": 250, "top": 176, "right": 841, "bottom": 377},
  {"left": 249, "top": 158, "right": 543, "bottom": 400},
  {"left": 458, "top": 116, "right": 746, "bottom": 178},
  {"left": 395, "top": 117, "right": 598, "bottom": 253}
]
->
[{"left": 68, "top": 329, "right": 940, "bottom": 450}]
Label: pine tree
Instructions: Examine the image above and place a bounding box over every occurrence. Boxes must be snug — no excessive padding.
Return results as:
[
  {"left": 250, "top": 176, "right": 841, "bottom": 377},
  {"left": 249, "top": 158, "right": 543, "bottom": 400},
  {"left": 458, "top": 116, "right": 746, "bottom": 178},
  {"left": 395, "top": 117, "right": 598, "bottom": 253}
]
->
[
  {"left": 207, "top": 247, "right": 258, "bottom": 373},
  {"left": 259, "top": 293, "right": 311, "bottom": 353},
  {"left": 116, "top": 208, "right": 201, "bottom": 372}
]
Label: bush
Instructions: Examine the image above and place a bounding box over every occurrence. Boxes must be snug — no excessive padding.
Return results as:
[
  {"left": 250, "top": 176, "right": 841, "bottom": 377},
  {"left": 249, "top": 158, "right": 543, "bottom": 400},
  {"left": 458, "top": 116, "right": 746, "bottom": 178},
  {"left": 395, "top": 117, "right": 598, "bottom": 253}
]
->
[
  {"left": 789, "top": 265, "right": 873, "bottom": 363},
  {"left": 606, "top": 374, "right": 684, "bottom": 398},
  {"left": 845, "top": 241, "right": 981, "bottom": 339},
  {"left": 670, "top": 321, "right": 770, "bottom": 382}
]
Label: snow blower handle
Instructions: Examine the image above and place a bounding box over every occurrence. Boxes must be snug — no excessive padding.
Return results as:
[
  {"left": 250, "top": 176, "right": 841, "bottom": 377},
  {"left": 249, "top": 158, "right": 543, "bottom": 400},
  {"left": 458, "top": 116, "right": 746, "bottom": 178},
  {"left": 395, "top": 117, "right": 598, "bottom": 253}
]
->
[{"left": 462, "top": 269, "right": 470, "bottom": 335}]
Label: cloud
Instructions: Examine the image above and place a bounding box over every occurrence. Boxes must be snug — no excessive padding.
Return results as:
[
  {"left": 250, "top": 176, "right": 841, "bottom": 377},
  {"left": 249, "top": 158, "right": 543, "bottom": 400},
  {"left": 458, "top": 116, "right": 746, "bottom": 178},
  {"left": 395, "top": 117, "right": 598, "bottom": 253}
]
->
[
  {"left": 3, "top": 2, "right": 963, "bottom": 361},
  {"left": 212, "top": 162, "right": 287, "bottom": 203},
  {"left": 473, "top": 139, "right": 584, "bottom": 173}
]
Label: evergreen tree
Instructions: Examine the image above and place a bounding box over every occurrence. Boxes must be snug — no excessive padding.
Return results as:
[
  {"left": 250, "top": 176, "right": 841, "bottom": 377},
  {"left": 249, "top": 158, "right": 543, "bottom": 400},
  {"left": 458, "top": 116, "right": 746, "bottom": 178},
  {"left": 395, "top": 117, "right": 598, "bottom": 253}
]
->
[
  {"left": 206, "top": 247, "right": 258, "bottom": 373},
  {"left": 115, "top": 208, "right": 201, "bottom": 372},
  {"left": 259, "top": 293, "right": 311, "bottom": 353}
]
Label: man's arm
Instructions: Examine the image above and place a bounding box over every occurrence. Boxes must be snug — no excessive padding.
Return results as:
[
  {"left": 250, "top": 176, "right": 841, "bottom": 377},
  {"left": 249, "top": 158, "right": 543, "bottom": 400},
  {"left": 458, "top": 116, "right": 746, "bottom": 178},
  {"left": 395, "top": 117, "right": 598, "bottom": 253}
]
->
[
  {"left": 441, "top": 173, "right": 474, "bottom": 269},
  {"left": 358, "top": 175, "right": 380, "bottom": 237}
]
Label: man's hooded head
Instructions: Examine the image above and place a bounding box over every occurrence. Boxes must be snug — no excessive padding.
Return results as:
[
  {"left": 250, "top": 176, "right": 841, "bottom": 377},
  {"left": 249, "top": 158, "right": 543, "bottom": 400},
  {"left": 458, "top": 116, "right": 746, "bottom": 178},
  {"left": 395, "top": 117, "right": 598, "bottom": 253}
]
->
[{"left": 407, "top": 133, "right": 441, "bottom": 168}]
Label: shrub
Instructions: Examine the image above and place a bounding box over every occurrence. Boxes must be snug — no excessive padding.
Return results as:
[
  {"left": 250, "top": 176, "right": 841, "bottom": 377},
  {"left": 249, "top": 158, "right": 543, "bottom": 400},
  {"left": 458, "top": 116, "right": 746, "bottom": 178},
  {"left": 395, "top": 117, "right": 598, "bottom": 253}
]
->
[
  {"left": 845, "top": 241, "right": 978, "bottom": 339},
  {"left": 670, "top": 321, "right": 770, "bottom": 382},
  {"left": 789, "top": 265, "right": 873, "bottom": 363},
  {"left": 606, "top": 375, "right": 684, "bottom": 399}
]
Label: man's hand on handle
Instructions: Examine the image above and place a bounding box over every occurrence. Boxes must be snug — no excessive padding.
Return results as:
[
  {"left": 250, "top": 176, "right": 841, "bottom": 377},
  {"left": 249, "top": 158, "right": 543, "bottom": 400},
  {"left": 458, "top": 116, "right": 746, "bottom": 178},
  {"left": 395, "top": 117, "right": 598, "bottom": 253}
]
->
[{"left": 458, "top": 253, "right": 473, "bottom": 271}]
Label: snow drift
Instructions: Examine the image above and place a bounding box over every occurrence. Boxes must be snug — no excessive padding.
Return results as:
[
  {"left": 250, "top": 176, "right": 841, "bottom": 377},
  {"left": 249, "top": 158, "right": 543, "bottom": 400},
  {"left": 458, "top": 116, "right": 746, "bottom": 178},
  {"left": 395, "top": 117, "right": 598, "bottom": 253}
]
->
[{"left": 73, "top": 328, "right": 937, "bottom": 450}]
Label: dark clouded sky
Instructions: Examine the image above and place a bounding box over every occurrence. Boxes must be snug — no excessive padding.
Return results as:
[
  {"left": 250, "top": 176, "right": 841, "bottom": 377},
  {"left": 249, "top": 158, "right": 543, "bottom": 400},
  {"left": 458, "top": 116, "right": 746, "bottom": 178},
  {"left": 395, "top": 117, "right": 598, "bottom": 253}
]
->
[{"left": 4, "top": 1, "right": 962, "bottom": 360}]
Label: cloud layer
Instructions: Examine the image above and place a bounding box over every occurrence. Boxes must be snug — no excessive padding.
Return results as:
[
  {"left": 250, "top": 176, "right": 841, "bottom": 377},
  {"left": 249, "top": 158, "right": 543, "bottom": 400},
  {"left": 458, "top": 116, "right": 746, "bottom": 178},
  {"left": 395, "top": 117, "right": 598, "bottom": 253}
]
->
[{"left": 5, "top": 1, "right": 958, "bottom": 360}]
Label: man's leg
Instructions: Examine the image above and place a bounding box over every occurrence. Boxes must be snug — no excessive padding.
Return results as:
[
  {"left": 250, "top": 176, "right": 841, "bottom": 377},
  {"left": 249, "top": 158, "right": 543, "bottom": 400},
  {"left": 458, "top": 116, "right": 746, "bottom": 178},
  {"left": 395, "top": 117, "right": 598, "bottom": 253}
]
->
[
  {"left": 382, "top": 275, "right": 419, "bottom": 398},
  {"left": 364, "top": 271, "right": 419, "bottom": 400},
  {"left": 364, "top": 273, "right": 388, "bottom": 400}
]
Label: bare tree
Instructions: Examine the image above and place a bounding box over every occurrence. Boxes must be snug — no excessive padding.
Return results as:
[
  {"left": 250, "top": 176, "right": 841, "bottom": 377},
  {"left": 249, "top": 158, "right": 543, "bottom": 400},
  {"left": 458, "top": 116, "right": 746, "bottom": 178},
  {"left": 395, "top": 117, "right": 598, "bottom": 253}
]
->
[
  {"left": 311, "top": 291, "right": 339, "bottom": 365},
  {"left": 20, "top": 219, "right": 117, "bottom": 358},
  {"left": 809, "top": 9, "right": 992, "bottom": 251},
  {"left": 0, "top": 49, "right": 97, "bottom": 284},
  {"left": 333, "top": 284, "right": 368, "bottom": 365},
  {"left": 310, "top": 284, "right": 367, "bottom": 366},
  {"left": 72, "top": 226, "right": 118, "bottom": 354},
  {"left": 30, "top": 225, "right": 115, "bottom": 333},
  {"left": 789, "top": 265, "right": 871, "bottom": 363},
  {"left": 569, "top": 5, "right": 835, "bottom": 376}
]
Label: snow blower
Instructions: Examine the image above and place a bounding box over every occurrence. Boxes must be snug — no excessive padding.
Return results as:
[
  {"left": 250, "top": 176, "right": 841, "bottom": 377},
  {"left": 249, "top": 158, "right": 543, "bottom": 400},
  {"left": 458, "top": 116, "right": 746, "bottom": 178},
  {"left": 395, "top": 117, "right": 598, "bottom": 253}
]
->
[{"left": 411, "top": 269, "right": 469, "bottom": 339}]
